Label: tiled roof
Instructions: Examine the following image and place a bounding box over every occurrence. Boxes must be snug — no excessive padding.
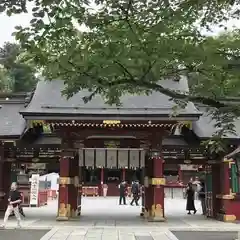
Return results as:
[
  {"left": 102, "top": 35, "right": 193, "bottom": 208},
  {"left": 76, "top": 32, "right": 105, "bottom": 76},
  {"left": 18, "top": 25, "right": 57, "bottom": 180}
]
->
[
  {"left": 21, "top": 77, "right": 201, "bottom": 120},
  {"left": 0, "top": 93, "right": 27, "bottom": 138},
  {"left": 192, "top": 106, "right": 240, "bottom": 139}
]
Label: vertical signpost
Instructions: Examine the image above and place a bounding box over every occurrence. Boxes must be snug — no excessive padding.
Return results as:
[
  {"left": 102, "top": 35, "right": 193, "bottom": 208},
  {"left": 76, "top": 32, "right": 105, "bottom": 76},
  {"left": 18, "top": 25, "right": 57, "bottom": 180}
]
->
[{"left": 30, "top": 174, "right": 40, "bottom": 207}]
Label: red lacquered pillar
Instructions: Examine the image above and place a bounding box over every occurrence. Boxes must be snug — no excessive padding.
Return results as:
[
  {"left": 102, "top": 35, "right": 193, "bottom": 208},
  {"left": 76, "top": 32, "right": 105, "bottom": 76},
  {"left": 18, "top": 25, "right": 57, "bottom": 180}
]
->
[
  {"left": 148, "top": 154, "right": 165, "bottom": 221},
  {"left": 178, "top": 165, "right": 183, "bottom": 183},
  {"left": 218, "top": 159, "right": 237, "bottom": 221},
  {"left": 122, "top": 168, "right": 126, "bottom": 181},
  {"left": 100, "top": 167, "right": 104, "bottom": 196},
  {"left": 57, "top": 157, "right": 71, "bottom": 221},
  {"left": 144, "top": 152, "right": 153, "bottom": 218},
  {"left": 0, "top": 142, "right": 4, "bottom": 211},
  {"left": 2, "top": 162, "right": 11, "bottom": 211},
  {"left": 69, "top": 156, "right": 79, "bottom": 218}
]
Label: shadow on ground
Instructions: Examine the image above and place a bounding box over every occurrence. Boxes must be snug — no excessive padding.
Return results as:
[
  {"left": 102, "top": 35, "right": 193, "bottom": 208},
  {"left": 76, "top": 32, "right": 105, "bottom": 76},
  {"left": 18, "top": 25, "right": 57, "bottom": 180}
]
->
[
  {"left": 0, "top": 229, "right": 49, "bottom": 240},
  {"left": 172, "top": 231, "right": 238, "bottom": 240}
]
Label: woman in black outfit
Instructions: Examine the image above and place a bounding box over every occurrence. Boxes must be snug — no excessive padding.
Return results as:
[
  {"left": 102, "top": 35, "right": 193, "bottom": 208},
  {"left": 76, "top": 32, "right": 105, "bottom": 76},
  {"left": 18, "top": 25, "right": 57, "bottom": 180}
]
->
[{"left": 186, "top": 182, "right": 197, "bottom": 215}]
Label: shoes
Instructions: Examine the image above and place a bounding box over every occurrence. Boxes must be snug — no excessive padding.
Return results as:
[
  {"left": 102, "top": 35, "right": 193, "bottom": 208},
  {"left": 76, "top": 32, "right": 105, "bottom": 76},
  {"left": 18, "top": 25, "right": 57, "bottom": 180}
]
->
[
  {"left": 0, "top": 224, "right": 5, "bottom": 229},
  {"left": 17, "top": 221, "right": 22, "bottom": 228}
]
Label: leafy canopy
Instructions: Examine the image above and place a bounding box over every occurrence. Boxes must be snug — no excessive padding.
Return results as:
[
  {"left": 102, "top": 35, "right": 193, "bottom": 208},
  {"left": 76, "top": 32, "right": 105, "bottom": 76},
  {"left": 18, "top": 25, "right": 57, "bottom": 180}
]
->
[
  {"left": 0, "top": 42, "right": 38, "bottom": 92},
  {"left": 1, "top": 0, "right": 240, "bottom": 152}
]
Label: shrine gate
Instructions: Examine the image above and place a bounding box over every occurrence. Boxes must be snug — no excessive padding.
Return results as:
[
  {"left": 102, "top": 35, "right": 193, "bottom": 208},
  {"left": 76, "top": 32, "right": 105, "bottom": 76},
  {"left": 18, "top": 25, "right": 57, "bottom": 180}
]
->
[{"left": 0, "top": 78, "right": 240, "bottom": 222}]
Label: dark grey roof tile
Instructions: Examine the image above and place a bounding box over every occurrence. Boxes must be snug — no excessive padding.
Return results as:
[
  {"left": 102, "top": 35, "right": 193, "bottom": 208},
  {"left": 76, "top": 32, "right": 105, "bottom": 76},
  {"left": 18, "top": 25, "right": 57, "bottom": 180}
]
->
[
  {"left": 193, "top": 106, "right": 240, "bottom": 139},
  {"left": 21, "top": 77, "right": 200, "bottom": 119},
  {"left": 0, "top": 96, "right": 26, "bottom": 138}
]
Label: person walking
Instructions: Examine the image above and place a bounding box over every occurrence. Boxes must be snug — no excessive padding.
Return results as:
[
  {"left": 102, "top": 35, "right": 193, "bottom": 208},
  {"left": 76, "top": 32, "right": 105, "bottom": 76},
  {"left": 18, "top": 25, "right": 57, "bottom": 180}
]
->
[
  {"left": 186, "top": 182, "right": 197, "bottom": 215},
  {"left": 102, "top": 183, "right": 108, "bottom": 198},
  {"left": 119, "top": 181, "right": 126, "bottom": 205},
  {"left": 130, "top": 180, "right": 140, "bottom": 206},
  {"left": 198, "top": 180, "right": 206, "bottom": 215},
  {"left": 0, "top": 182, "right": 22, "bottom": 228}
]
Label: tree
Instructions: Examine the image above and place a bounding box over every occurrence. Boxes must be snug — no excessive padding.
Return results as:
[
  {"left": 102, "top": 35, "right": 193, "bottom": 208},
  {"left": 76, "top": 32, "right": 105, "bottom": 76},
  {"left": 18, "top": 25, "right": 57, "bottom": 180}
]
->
[
  {"left": 0, "top": 42, "right": 38, "bottom": 92},
  {"left": 0, "top": 65, "right": 14, "bottom": 92},
  {"left": 1, "top": 0, "right": 240, "bottom": 152}
]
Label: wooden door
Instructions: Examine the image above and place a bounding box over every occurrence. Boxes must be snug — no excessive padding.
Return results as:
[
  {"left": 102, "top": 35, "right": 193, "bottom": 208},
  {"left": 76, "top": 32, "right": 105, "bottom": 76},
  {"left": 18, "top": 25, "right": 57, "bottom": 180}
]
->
[{"left": 205, "top": 165, "right": 213, "bottom": 217}]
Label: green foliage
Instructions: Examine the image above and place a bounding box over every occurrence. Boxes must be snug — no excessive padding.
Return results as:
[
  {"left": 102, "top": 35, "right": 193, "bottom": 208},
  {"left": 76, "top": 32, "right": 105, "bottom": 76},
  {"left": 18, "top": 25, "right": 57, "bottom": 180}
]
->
[
  {"left": 0, "top": 42, "right": 38, "bottom": 92},
  {"left": 0, "top": 66, "right": 14, "bottom": 92},
  {"left": 2, "top": 0, "right": 240, "bottom": 152}
]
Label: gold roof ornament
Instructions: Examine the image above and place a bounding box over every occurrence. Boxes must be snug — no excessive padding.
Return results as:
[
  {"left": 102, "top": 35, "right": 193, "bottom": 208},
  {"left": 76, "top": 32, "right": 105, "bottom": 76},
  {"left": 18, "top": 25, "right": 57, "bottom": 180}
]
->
[{"left": 103, "top": 120, "right": 121, "bottom": 125}]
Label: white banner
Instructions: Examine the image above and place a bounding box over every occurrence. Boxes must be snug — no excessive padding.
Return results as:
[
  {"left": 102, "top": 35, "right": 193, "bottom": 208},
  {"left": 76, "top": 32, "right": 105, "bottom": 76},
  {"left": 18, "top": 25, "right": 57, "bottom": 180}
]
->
[
  {"left": 180, "top": 164, "right": 198, "bottom": 171},
  {"left": 107, "top": 149, "right": 117, "bottom": 168},
  {"left": 118, "top": 149, "right": 128, "bottom": 168},
  {"left": 79, "top": 149, "right": 84, "bottom": 166},
  {"left": 85, "top": 149, "right": 95, "bottom": 167},
  {"left": 140, "top": 150, "right": 146, "bottom": 167},
  {"left": 129, "top": 149, "right": 140, "bottom": 167},
  {"left": 30, "top": 174, "right": 40, "bottom": 205},
  {"left": 96, "top": 149, "right": 106, "bottom": 167}
]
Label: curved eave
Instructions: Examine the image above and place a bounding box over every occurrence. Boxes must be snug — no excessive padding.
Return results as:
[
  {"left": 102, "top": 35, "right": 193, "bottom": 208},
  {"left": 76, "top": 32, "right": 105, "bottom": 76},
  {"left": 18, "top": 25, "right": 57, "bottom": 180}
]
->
[{"left": 20, "top": 111, "right": 201, "bottom": 121}]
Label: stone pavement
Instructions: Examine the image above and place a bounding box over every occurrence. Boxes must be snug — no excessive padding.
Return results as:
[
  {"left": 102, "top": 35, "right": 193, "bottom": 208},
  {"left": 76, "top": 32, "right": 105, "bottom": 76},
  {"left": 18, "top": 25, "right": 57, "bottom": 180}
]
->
[{"left": 0, "top": 197, "right": 240, "bottom": 240}]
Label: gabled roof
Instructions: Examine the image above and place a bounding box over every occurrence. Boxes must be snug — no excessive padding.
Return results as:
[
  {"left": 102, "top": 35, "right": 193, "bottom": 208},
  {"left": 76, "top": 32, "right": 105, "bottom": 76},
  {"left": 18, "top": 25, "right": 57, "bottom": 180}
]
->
[
  {"left": 20, "top": 77, "right": 201, "bottom": 121},
  {"left": 192, "top": 106, "right": 240, "bottom": 139},
  {"left": 0, "top": 93, "right": 27, "bottom": 139}
]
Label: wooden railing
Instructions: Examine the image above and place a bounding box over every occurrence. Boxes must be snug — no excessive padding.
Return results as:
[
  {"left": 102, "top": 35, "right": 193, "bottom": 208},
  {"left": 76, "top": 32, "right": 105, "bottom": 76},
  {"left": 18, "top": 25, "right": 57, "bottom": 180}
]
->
[{"left": 82, "top": 186, "right": 99, "bottom": 196}]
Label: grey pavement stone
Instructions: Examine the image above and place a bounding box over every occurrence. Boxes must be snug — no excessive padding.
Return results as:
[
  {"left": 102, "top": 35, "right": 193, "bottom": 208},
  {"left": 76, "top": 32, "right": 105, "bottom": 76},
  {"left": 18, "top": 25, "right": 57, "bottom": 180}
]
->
[
  {"left": 135, "top": 236, "right": 153, "bottom": 240},
  {"left": 3, "top": 198, "right": 240, "bottom": 240},
  {"left": 171, "top": 231, "right": 238, "bottom": 240},
  {"left": 0, "top": 229, "right": 49, "bottom": 240}
]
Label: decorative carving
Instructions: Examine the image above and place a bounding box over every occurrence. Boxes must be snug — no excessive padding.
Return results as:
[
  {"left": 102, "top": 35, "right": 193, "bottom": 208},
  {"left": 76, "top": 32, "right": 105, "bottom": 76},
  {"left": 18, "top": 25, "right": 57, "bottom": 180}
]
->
[
  {"left": 223, "top": 214, "right": 236, "bottom": 222},
  {"left": 67, "top": 204, "right": 71, "bottom": 217},
  {"left": 59, "top": 177, "right": 71, "bottom": 185},
  {"left": 151, "top": 178, "right": 166, "bottom": 185},
  {"left": 103, "top": 120, "right": 121, "bottom": 125},
  {"left": 74, "top": 176, "right": 79, "bottom": 187},
  {"left": 216, "top": 194, "right": 235, "bottom": 200},
  {"left": 151, "top": 204, "right": 163, "bottom": 218},
  {"left": 58, "top": 203, "right": 68, "bottom": 217}
]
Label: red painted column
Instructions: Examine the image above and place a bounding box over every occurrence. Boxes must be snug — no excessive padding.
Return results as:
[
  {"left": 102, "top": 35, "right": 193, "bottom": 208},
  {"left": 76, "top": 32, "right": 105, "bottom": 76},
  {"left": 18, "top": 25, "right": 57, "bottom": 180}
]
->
[
  {"left": 69, "top": 156, "right": 79, "bottom": 217},
  {"left": 148, "top": 155, "right": 165, "bottom": 221},
  {"left": 218, "top": 159, "right": 239, "bottom": 221},
  {"left": 57, "top": 157, "right": 71, "bottom": 220},
  {"left": 222, "top": 160, "right": 231, "bottom": 195},
  {"left": 100, "top": 167, "right": 104, "bottom": 196},
  {"left": 122, "top": 168, "right": 126, "bottom": 181},
  {"left": 0, "top": 142, "right": 4, "bottom": 211},
  {"left": 77, "top": 166, "right": 82, "bottom": 216},
  {"left": 0, "top": 162, "right": 4, "bottom": 211},
  {"left": 178, "top": 165, "right": 183, "bottom": 183},
  {"left": 144, "top": 152, "right": 152, "bottom": 217},
  {"left": 101, "top": 168, "right": 104, "bottom": 183}
]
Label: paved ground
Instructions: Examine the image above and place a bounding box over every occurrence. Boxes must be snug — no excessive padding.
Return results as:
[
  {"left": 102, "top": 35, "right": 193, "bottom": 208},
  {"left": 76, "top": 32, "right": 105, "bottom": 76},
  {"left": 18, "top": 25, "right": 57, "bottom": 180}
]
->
[
  {"left": 172, "top": 231, "right": 238, "bottom": 240},
  {"left": 0, "top": 229, "right": 49, "bottom": 240},
  {"left": 0, "top": 197, "right": 240, "bottom": 240}
]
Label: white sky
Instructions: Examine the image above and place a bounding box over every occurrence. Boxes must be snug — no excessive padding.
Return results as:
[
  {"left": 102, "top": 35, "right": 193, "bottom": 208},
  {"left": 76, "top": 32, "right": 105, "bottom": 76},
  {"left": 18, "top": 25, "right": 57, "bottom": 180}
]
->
[{"left": 1, "top": 10, "right": 240, "bottom": 46}]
